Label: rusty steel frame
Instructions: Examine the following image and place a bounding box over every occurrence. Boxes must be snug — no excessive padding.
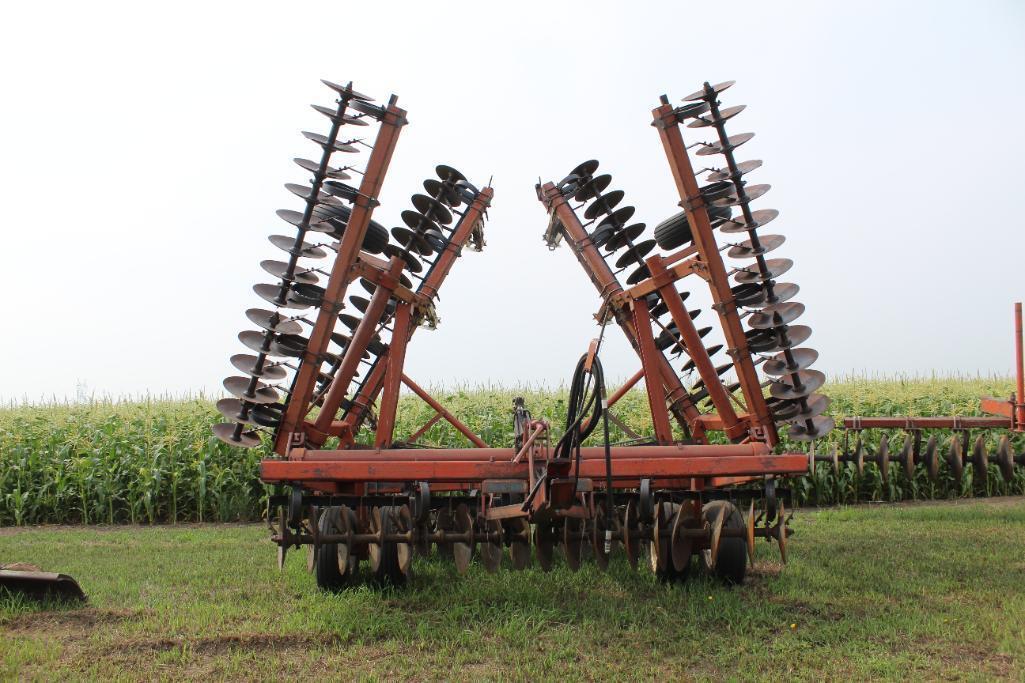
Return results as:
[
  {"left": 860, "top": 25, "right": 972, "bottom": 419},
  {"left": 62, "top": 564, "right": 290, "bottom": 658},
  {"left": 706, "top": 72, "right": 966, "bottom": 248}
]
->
[
  {"left": 274, "top": 97, "right": 409, "bottom": 453},
  {"left": 843, "top": 302, "right": 1025, "bottom": 434},
  {"left": 651, "top": 100, "right": 778, "bottom": 444}
]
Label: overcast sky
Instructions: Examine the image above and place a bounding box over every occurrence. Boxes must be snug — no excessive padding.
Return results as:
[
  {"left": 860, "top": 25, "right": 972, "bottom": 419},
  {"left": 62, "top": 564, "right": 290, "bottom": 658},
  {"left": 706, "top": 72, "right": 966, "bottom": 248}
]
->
[{"left": 1, "top": 0, "right": 1022, "bottom": 402}]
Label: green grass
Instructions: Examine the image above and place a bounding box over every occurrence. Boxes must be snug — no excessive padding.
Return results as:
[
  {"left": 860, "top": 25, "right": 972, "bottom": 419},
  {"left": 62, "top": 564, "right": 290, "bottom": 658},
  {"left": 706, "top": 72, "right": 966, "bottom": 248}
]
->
[
  {"left": 0, "top": 377, "right": 1022, "bottom": 525},
  {"left": 1, "top": 498, "right": 1023, "bottom": 680}
]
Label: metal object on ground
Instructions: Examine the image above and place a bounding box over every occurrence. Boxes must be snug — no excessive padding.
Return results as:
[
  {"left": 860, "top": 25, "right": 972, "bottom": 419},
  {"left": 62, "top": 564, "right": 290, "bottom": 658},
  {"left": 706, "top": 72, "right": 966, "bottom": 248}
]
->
[{"left": 0, "top": 565, "right": 86, "bottom": 603}]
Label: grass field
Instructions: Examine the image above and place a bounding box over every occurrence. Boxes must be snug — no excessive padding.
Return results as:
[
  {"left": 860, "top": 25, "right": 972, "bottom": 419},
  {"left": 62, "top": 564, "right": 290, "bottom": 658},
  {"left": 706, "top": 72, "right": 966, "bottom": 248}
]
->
[
  {"left": 2, "top": 497, "right": 1024, "bottom": 681},
  {"left": 1, "top": 377, "right": 1022, "bottom": 526}
]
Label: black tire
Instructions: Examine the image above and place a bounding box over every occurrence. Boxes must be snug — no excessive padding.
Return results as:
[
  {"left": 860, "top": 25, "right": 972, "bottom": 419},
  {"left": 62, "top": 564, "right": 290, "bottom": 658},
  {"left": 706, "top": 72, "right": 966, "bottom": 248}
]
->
[
  {"left": 654, "top": 206, "right": 733, "bottom": 251},
  {"left": 654, "top": 212, "right": 692, "bottom": 250},
  {"left": 699, "top": 501, "right": 747, "bottom": 584},
  {"left": 312, "top": 204, "right": 389, "bottom": 254},
  {"left": 315, "top": 507, "right": 353, "bottom": 591},
  {"left": 371, "top": 506, "right": 407, "bottom": 587},
  {"left": 362, "top": 222, "right": 390, "bottom": 254}
]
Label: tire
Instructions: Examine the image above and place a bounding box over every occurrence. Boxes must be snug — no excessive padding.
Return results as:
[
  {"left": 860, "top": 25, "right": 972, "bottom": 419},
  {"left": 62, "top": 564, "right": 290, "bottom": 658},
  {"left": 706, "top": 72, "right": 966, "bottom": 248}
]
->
[
  {"left": 699, "top": 501, "right": 747, "bottom": 584},
  {"left": 311, "top": 203, "right": 390, "bottom": 254},
  {"left": 654, "top": 206, "right": 733, "bottom": 251},
  {"left": 315, "top": 507, "right": 356, "bottom": 591},
  {"left": 654, "top": 212, "right": 692, "bottom": 250}
]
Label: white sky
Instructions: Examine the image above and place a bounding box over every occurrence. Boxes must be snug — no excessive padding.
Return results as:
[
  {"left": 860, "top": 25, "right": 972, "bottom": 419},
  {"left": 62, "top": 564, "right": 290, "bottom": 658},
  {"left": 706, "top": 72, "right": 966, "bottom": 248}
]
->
[{"left": 1, "top": 0, "right": 1023, "bottom": 402}]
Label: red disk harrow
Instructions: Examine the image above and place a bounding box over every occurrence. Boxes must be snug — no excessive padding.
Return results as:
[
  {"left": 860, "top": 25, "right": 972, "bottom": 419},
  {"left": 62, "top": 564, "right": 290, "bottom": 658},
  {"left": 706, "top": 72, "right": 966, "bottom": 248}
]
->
[{"left": 213, "top": 78, "right": 1025, "bottom": 588}]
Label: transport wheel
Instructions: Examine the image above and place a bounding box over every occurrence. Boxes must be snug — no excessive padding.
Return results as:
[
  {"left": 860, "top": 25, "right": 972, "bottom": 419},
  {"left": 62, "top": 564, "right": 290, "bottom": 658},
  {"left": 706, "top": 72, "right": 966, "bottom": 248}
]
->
[
  {"left": 699, "top": 501, "right": 747, "bottom": 584},
  {"left": 315, "top": 506, "right": 357, "bottom": 591},
  {"left": 369, "top": 506, "right": 408, "bottom": 587},
  {"left": 653, "top": 211, "right": 692, "bottom": 250}
]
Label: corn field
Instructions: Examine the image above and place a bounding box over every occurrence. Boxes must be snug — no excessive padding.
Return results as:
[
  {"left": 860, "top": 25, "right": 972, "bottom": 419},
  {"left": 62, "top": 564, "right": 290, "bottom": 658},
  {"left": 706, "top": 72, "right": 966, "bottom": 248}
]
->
[{"left": 0, "top": 377, "right": 1022, "bottom": 525}]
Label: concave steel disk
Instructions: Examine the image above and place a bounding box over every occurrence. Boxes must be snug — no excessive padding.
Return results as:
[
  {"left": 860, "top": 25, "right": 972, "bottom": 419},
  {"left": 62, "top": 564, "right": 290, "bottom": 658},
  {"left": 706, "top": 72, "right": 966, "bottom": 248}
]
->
[
  {"left": 670, "top": 507, "right": 694, "bottom": 572},
  {"left": 420, "top": 228, "right": 447, "bottom": 252},
  {"left": 595, "top": 205, "right": 636, "bottom": 232},
  {"left": 216, "top": 399, "right": 281, "bottom": 428},
  {"left": 289, "top": 283, "right": 326, "bottom": 307},
  {"left": 253, "top": 284, "right": 309, "bottom": 310},
  {"left": 223, "top": 376, "right": 280, "bottom": 404},
  {"left": 614, "top": 239, "right": 657, "bottom": 268},
  {"left": 349, "top": 99, "right": 386, "bottom": 120},
  {"left": 294, "top": 157, "right": 352, "bottom": 179},
  {"left": 359, "top": 272, "right": 414, "bottom": 293},
  {"left": 697, "top": 132, "right": 755, "bottom": 156},
  {"left": 435, "top": 164, "right": 466, "bottom": 183},
  {"left": 422, "top": 178, "right": 462, "bottom": 207},
  {"left": 508, "top": 518, "right": 532, "bottom": 570},
  {"left": 762, "top": 347, "right": 819, "bottom": 376},
  {"left": 675, "top": 101, "right": 711, "bottom": 120},
  {"left": 268, "top": 234, "right": 327, "bottom": 259},
  {"left": 699, "top": 181, "right": 737, "bottom": 203},
  {"left": 276, "top": 209, "right": 332, "bottom": 234},
  {"left": 706, "top": 159, "right": 763, "bottom": 183},
  {"left": 573, "top": 173, "right": 612, "bottom": 202},
  {"left": 452, "top": 503, "right": 475, "bottom": 575},
  {"left": 285, "top": 182, "right": 336, "bottom": 204},
  {"left": 727, "top": 234, "right": 786, "bottom": 259},
  {"left": 769, "top": 369, "right": 826, "bottom": 400},
  {"left": 382, "top": 244, "right": 424, "bottom": 273},
  {"left": 400, "top": 210, "right": 442, "bottom": 234},
  {"left": 780, "top": 393, "right": 830, "bottom": 423},
  {"left": 230, "top": 353, "right": 288, "bottom": 381},
  {"left": 211, "top": 422, "right": 261, "bottom": 448},
  {"left": 583, "top": 190, "right": 625, "bottom": 220},
  {"left": 627, "top": 263, "right": 651, "bottom": 285},
  {"left": 735, "top": 281, "right": 800, "bottom": 309},
  {"left": 734, "top": 257, "right": 794, "bottom": 284},
  {"left": 239, "top": 330, "right": 274, "bottom": 355},
  {"left": 682, "top": 344, "right": 723, "bottom": 372},
  {"left": 622, "top": 499, "right": 640, "bottom": 570},
  {"left": 682, "top": 80, "right": 736, "bottom": 102},
  {"left": 710, "top": 183, "right": 771, "bottom": 208},
  {"left": 272, "top": 334, "right": 309, "bottom": 358},
  {"left": 320, "top": 79, "right": 374, "bottom": 101},
  {"left": 563, "top": 517, "right": 584, "bottom": 572},
  {"left": 216, "top": 397, "right": 259, "bottom": 425},
  {"left": 302, "top": 131, "right": 358, "bottom": 153},
  {"left": 569, "top": 159, "right": 600, "bottom": 179},
  {"left": 788, "top": 416, "right": 835, "bottom": 442},
  {"left": 411, "top": 194, "right": 453, "bottom": 225},
  {"left": 479, "top": 519, "right": 503, "bottom": 573},
  {"left": 322, "top": 180, "right": 361, "bottom": 203},
  {"left": 390, "top": 227, "right": 434, "bottom": 256},
  {"left": 260, "top": 259, "right": 318, "bottom": 285},
  {"left": 692, "top": 363, "right": 735, "bottom": 390},
  {"left": 338, "top": 313, "right": 363, "bottom": 331},
  {"left": 245, "top": 308, "right": 303, "bottom": 335},
  {"left": 747, "top": 324, "right": 812, "bottom": 353},
  {"left": 348, "top": 295, "right": 396, "bottom": 320},
  {"left": 747, "top": 302, "right": 806, "bottom": 330},
  {"left": 310, "top": 104, "right": 369, "bottom": 127},
  {"left": 719, "top": 208, "right": 780, "bottom": 234},
  {"left": 534, "top": 525, "right": 556, "bottom": 572},
  {"left": 687, "top": 104, "right": 747, "bottom": 128},
  {"left": 597, "top": 223, "right": 645, "bottom": 251},
  {"left": 454, "top": 180, "right": 479, "bottom": 205}
]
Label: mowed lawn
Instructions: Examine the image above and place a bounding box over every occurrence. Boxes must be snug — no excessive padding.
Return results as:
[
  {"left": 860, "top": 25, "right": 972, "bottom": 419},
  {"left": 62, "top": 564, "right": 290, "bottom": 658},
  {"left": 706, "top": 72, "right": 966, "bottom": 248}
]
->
[{"left": 1, "top": 498, "right": 1023, "bottom": 681}]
